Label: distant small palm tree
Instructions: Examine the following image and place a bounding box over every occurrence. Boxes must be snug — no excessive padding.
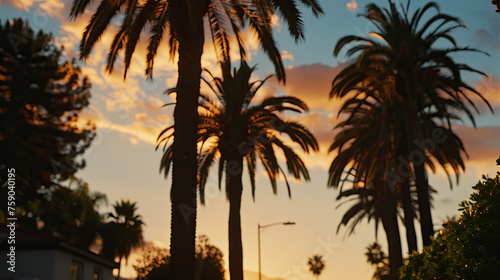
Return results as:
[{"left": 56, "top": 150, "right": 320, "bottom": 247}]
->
[
  {"left": 102, "top": 200, "right": 145, "bottom": 279},
  {"left": 365, "top": 243, "right": 390, "bottom": 280},
  {"left": 307, "top": 254, "right": 325, "bottom": 280}
]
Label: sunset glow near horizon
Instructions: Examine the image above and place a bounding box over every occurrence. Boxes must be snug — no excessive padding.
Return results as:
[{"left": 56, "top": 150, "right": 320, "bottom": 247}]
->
[{"left": 1, "top": 0, "right": 499, "bottom": 279}]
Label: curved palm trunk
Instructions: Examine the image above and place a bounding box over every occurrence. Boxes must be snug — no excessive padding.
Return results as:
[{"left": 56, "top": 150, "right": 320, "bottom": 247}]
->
[
  {"left": 227, "top": 155, "right": 244, "bottom": 280},
  {"left": 169, "top": 8, "right": 204, "bottom": 280},
  {"left": 376, "top": 180, "right": 403, "bottom": 280}
]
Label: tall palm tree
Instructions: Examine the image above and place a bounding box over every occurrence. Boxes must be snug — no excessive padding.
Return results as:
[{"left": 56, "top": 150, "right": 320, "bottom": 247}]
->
[
  {"left": 102, "top": 200, "right": 145, "bottom": 279},
  {"left": 158, "top": 60, "right": 318, "bottom": 280},
  {"left": 332, "top": 0, "right": 491, "bottom": 246},
  {"left": 307, "top": 254, "right": 325, "bottom": 280},
  {"left": 69, "top": 1, "right": 323, "bottom": 278},
  {"left": 330, "top": 81, "right": 468, "bottom": 278},
  {"left": 329, "top": 88, "right": 404, "bottom": 279}
]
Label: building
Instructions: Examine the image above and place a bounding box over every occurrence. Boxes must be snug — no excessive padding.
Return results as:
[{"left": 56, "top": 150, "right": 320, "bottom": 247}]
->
[{"left": 0, "top": 225, "right": 118, "bottom": 280}]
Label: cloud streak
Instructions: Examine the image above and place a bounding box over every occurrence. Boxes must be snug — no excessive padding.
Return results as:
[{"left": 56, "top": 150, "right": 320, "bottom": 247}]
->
[{"left": 346, "top": 0, "right": 358, "bottom": 13}]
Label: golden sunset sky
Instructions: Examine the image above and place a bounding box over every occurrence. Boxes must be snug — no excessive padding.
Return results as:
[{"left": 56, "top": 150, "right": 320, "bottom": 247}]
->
[{"left": 1, "top": 0, "right": 499, "bottom": 279}]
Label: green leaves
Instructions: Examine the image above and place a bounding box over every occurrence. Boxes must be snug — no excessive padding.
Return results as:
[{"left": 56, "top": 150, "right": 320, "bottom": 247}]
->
[{"left": 400, "top": 174, "right": 500, "bottom": 279}]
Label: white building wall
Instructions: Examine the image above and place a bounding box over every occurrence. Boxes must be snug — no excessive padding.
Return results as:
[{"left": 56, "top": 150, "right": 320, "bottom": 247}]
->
[{"left": 0, "top": 249, "right": 115, "bottom": 280}]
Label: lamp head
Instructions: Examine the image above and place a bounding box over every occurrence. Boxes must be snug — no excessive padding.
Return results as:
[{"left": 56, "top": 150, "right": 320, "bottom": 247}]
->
[{"left": 283, "top": 221, "right": 295, "bottom": 225}]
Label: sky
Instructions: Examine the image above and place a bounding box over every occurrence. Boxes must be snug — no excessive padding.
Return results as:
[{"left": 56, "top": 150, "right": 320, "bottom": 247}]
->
[{"left": 1, "top": 0, "right": 499, "bottom": 279}]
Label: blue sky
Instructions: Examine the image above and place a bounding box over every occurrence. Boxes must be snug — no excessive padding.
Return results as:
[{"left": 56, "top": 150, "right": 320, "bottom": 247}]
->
[{"left": 1, "top": 0, "right": 499, "bottom": 279}]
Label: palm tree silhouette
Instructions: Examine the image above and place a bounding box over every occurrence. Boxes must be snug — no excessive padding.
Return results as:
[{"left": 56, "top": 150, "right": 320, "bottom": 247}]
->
[
  {"left": 307, "top": 254, "right": 325, "bottom": 280},
  {"left": 330, "top": 83, "right": 467, "bottom": 279},
  {"left": 331, "top": 0, "right": 491, "bottom": 247},
  {"left": 102, "top": 200, "right": 145, "bottom": 280},
  {"left": 493, "top": 0, "right": 500, "bottom": 12},
  {"left": 328, "top": 91, "right": 404, "bottom": 278},
  {"left": 158, "top": 60, "right": 318, "bottom": 280},
  {"left": 68, "top": 1, "right": 322, "bottom": 278},
  {"left": 365, "top": 242, "right": 390, "bottom": 280}
]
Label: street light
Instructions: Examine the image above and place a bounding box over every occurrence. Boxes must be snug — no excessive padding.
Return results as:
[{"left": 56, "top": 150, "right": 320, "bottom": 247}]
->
[{"left": 258, "top": 221, "right": 295, "bottom": 280}]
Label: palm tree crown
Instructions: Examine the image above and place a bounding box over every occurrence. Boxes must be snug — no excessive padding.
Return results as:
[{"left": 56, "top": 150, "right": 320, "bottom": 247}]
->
[
  {"left": 70, "top": 0, "right": 323, "bottom": 81},
  {"left": 102, "top": 200, "right": 145, "bottom": 279},
  {"left": 158, "top": 60, "right": 319, "bottom": 201},
  {"left": 307, "top": 254, "right": 325, "bottom": 279}
]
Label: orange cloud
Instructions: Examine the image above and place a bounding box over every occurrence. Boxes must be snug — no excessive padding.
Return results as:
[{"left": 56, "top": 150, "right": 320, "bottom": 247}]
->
[
  {"left": 472, "top": 75, "right": 500, "bottom": 112},
  {"left": 347, "top": 0, "right": 358, "bottom": 13},
  {"left": 269, "top": 63, "right": 345, "bottom": 112},
  {"left": 454, "top": 125, "right": 500, "bottom": 165}
]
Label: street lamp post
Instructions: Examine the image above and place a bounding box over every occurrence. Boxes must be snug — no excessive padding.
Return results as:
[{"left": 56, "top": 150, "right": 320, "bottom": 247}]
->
[{"left": 258, "top": 221, "right": 295, "bottom": 280}]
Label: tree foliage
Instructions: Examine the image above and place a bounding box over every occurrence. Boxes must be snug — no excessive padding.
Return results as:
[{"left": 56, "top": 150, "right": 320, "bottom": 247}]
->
[
  {"left": 134, "top": 235, "right": 225, "bottom": 280},
  {"left": 0, "top": 18, "right": 95, "bottom": 211},
  {"left": 365, "top": 242, "right": 390, "bottom": 280},
  {"left": 22, "top": 176, "right": 107, "bottom": 248},
  {"left": 400, "top": 173, "right": 500, "bottom": 279},
  {"left": 307, "top": 254, "right": 325, "bottom": 279}
]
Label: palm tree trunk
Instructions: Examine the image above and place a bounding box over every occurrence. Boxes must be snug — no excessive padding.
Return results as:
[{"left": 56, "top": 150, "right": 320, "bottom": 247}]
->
[
  {"left": 169, "top": 6, "right": 204, "bottom": 280},
  {"left": 414, "top": 164, "right": 433, "bottom": 246},
  {"left": 399, "top": 176, "right": 418, "bottom": 253},
  {"left": 397, "top": 141, "right": 418, "bottom": 253},
  {"left": 377, "top": 181, "right": 403, "bottom": 280},
  {"left": 227, "top": 155, "right": 244, "bottom": 280},
  {"left": 407, "top": 108, "right": 434, "bottom": 247},
  {"left": 402, "top": 99, "right": 434, "bottom": 247}
]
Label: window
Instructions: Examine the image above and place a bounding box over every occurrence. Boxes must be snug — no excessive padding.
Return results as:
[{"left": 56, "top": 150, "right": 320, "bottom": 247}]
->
[
  {"left": 70, "top": 261, "right": 83, "bottom": 280},
  {"left": 93, "top": 268, "right": 103, "bottom": 280}
]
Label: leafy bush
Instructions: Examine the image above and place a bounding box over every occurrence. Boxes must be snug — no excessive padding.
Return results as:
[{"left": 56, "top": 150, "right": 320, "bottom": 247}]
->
[
  {"left": 134, "top": 235, "right": 225, "bottom": 280},
  {"left": 400, "top": 173, "right": 500, "bottom": 279}
]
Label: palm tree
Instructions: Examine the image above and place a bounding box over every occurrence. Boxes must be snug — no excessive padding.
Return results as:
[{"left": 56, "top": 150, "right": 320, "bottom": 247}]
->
[
  {"left": 102, "top": 200, "right": 145, "bottom": 280},
  {"left": 329, "top": 80, "right": 468, "bottom": 278},
  {"left": 328, "top": 89, "right": 404, "bottom": 279},
  {"left": 158, "top": 60, "right": 318, "bottom": 280},
  {"left": 332, "top": 0, "right": 491, "bottom": 247},
  {"left": 493, "top": 0, "right": 500, "bottom": 13},
  {"left": 307, "top": 254, "right": 325, "bottom": 280},
  {"left": 68, "top": 1, "right": 323, "bottom": 278},
  {"left": 365, "top": 243, "right": 390, "bottom": 280}
]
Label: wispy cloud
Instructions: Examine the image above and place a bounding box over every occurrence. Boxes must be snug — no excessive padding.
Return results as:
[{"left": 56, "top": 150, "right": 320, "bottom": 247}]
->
[
  {"left": 281, "top": 50, "right": 294, "bottom": 61},
  {"left": 347, "top": 0, "right": 358, "bottom": 13},
  {"left": 4, "top": 0, "right": 63, "bottom": 15},
  {"left": 473, "top": 75, "right": 500, "bottom": 112}
]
